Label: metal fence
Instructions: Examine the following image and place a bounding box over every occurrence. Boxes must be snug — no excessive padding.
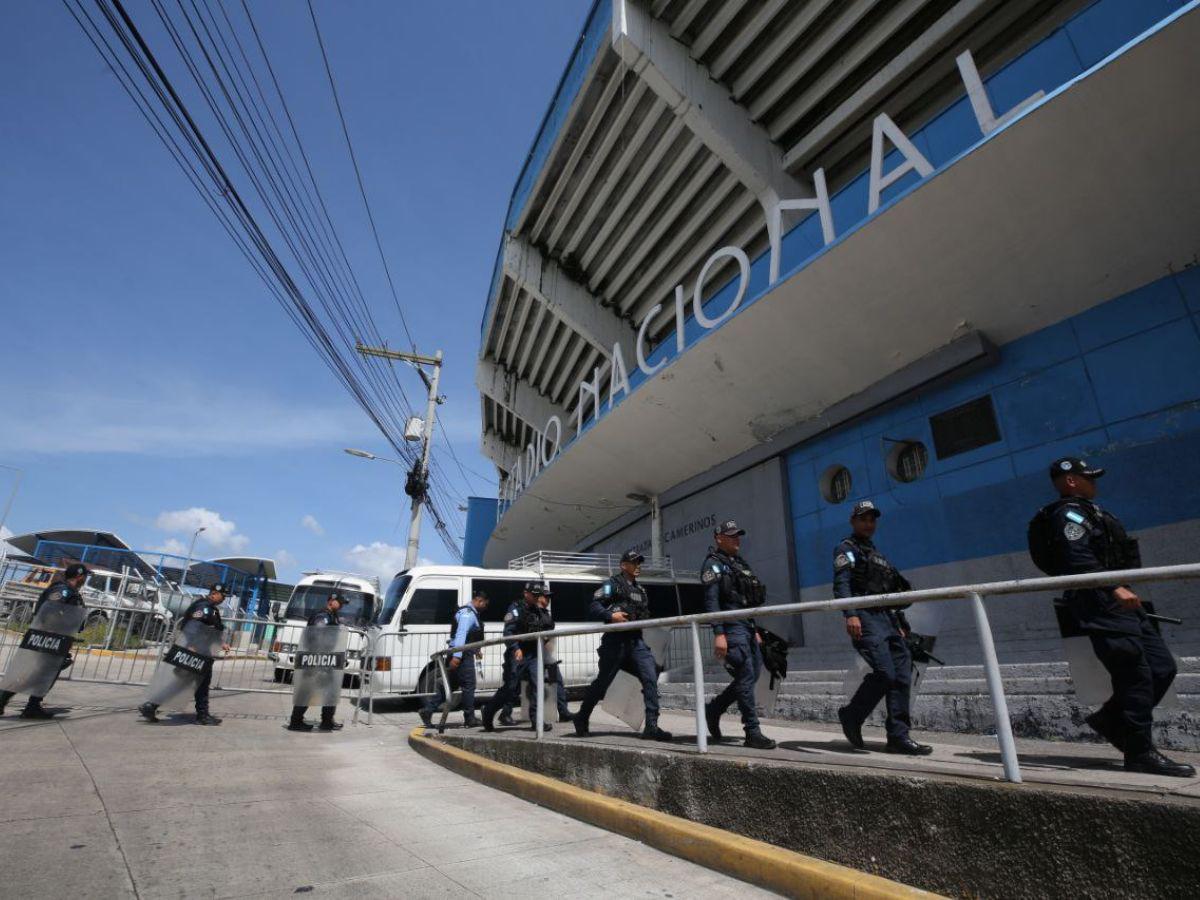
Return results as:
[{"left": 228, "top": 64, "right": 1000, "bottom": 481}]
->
[{"left": 427, "top": 563, "right": 1200, "bottom": 784}]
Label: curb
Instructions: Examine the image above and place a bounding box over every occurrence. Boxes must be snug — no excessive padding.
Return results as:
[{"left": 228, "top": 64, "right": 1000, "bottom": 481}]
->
[{"left": 409, "top": 727, "right": 942, "bottom": 899}]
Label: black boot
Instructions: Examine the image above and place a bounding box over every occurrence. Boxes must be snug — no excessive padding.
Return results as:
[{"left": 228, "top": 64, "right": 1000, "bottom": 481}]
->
[
  {"left": 20, "top": 698, "right": 55, "bottom": 720},
  {"left": 482, "top": 708, "right": 496, "bottom": 732},
  {"left": 838, "top": 705, "right": 864, "bottom": 750},
  {"left": 318, "top": 719, "right": 343, "bottom": 732},
  {"left": 195, "top": 713, "right": 222, "bottom": 726},
  {"left": 704, "top": 702, "right": 723, "bottom": 742},
  {"left": 558, "top": 710, "right": 576, "bottom": 723},
  {"left": 573, "top": 716, "right": 591, "bottom": 736},
  {"left": 886, "top": 736, "right": 933, "bottom": 756},
  {"left": 462, "top": 714, "right": 480, "bottom": 728},
  {"left": 498, "top": 712, "right": 516, "bottom": 726},
  {"left": 1124, "top": 748, "right": 1196, "bottom": 778},
  {"left": 642, "top": 723, "right": 673, "bottom": 742},
  {"left": 744, "top": 730, "right": 776, "bottom": 750},
  {"left": 138, "top": 702, "right": 159, "bottom": 723},
  {"left": 418, "top": 707, "right": 433, "bottom": 727}
]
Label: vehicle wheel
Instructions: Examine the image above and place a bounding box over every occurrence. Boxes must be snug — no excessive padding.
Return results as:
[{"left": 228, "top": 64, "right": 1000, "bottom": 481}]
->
[
  {"left": 416, "top": 663, "right": 439, "bottom": 695},
  {"left": 85, "top": 610, "right": 107, "bottom": 629}
]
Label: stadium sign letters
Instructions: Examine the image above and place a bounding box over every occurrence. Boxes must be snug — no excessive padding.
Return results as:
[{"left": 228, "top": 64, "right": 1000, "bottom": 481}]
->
[{"left": 503, "top": 50, "right": 1039, "bottom": 504}]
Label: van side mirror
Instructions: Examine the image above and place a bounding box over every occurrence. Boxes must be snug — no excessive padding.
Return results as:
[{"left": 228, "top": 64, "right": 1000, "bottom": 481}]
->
[{"left": 398, "top": 609, "right": 409, "bottom": 629}]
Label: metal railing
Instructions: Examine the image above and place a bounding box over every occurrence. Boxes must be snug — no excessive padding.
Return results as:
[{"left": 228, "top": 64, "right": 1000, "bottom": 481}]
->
[{"left": 426, "top": 563, "right": 1200, "bottom": 783}]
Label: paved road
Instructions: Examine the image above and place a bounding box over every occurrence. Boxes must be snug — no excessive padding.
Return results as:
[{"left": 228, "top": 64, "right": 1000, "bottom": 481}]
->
[{"left": 0, "top": 683, "right": 775, "bottom": 899}]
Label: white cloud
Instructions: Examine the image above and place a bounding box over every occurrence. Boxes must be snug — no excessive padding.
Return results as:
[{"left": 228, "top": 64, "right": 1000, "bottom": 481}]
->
[
  {"left": 0, "top": 381, "right": 372, "bottom": 456},
  {"left": 300, "top": 514, "right": 324, "bottom": 537},
  {"left": 274, "top": 549, "right": 298, "bottom": 576},
  {"left": 343, "top": 541, "right": 431, "bottom": 582},
  {"left": 155, "top": 507, "right": 250, "bottom": 554}
]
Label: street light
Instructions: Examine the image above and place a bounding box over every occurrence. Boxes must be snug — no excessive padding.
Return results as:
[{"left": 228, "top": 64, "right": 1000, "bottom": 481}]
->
[
  {"left": 343, "top": 448, "right": 376, "bottom": 460},
  {"left": 180, "top": 526, "right": 206, "bottom": 593}
]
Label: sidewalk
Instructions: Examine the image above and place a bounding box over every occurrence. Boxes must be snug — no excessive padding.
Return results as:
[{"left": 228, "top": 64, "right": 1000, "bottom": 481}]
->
[
  {"left": 0, "top": 683, "right": 775, "bottom": 899},
  {"left": 467, "top": 706, "right": 1200, "bottom": 800}
]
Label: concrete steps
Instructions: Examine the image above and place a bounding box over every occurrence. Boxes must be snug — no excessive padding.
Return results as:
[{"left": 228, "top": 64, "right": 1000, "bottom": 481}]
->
[{"left": 659, "top": 656, "right": 1200, "bottom": 751}]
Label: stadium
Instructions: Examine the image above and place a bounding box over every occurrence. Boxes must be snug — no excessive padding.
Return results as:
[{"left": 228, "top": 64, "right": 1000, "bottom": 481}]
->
[{"left": 471, "top": 0, "right": 1200, "bottom": 672}]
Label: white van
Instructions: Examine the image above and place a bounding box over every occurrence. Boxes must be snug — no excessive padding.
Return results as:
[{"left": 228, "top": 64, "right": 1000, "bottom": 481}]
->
[
  {"left": 365, "top": 558, "right": 704, "bottom": 698},
  {"left": 270, "top": 571, "right": 379, "bottom": 682}
]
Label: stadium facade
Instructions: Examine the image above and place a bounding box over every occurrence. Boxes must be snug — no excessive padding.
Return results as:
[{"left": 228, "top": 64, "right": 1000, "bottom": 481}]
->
[{"left": 473, "top": 0, "right": 1200, "bottom": 666}]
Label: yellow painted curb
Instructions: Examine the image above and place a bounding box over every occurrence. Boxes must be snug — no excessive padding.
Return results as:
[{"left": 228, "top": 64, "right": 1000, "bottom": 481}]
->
[{"left": 409, "top": 727, "right": 943, "bottom": 899}]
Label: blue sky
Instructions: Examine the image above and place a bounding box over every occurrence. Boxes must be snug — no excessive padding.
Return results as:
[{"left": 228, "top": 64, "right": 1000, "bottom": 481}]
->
[{"left": 0, "top": 0, "right": 590, "bottom": 583}]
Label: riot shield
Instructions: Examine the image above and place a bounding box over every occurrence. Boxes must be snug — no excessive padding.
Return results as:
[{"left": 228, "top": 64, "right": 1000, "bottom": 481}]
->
[
  {"left": 520, "top": 638, "right": 558, "bottom": 725},
  {"left": 143, "top": 619, "right": 223, "bottom": 710},
  {"left": 0, "top": 599, "right": 87, "bottom": 698},
  {"left": 292, "top": 625, "right": 349, "bottom": 708},
  {"left": 1054, "top": 601, "right": 1179, "bottom": 709},
  {"left": 841, "top": 604, "right": 944, "bottom": 704},
  {"left": 600, "top": 626, "right": 669, "bottom": 732}
]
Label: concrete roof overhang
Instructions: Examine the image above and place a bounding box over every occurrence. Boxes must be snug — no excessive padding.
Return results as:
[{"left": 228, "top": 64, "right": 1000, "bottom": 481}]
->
[{"left": 484, "top": 8, "right": 1200, "bottom": 567}]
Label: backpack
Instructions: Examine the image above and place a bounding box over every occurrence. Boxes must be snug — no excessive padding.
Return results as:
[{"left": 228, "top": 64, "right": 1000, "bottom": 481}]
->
[{"left": 1026, "top": 502, "right": 1063, "bottom": 576}]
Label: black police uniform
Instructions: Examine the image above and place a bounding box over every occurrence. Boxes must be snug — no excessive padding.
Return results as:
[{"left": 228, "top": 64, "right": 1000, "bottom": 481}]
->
[
  {"left": 420, "top": 603, "right": 484, "bottom": 727},
  {"left": 574, "top": 571, "right": 668, "bottom": 739},
  {"left": 834, "top": 534, "right": 917, "bottom": 746},
  {"left": 702, "top": 547, "right": 772, "bottom": 746},
  {"left": 181, "top": 595, "right": 224, "bottom": 722},
  {"left": 289, "top": 608, "right": 344, "bottom": 731},
  {"left": 0, "top": 580, "right": 85, "bottom": 718},
  {"left": 482, "top": 598, "right": 554, "bottom": 731},
  {"left": 1041, "top": 494, "right": 1180, "bottom": 761}
]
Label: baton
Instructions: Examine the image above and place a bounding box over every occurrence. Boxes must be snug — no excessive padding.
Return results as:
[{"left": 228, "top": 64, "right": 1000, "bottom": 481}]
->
[{"left": 1053, "top": 600, "right": 1182, "bottom": 626}]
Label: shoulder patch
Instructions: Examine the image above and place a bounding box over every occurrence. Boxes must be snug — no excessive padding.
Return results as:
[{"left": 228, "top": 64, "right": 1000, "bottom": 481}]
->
[
  {"left": 701, "top": 566, "right": 719, "bottom": 584},
  {"left": 834, "top": 553, "right": 852, "bottom": 570},
  {"left": 1063, "top": 521, "right": 1087, "bottom": 541}
]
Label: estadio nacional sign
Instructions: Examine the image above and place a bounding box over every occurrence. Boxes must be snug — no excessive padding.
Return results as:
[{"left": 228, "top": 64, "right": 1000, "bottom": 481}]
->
[{"left": 501, "top": 50, "right": 1039, "bottom": 505}]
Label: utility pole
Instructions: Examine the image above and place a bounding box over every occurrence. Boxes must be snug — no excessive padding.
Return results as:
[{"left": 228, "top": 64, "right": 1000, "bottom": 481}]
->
[{"left": 356, "top": 342, "right": 443, "bottom": 570}]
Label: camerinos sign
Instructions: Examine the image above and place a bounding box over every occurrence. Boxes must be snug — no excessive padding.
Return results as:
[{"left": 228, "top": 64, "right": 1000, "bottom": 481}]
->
[{"left": 501, "top": 50, "right": 1039, "bottom": 506}]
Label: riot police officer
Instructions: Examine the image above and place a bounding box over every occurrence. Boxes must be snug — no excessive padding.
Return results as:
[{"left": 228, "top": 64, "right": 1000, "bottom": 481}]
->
[
  {"left": 288, "top": 592, "right": 347, "bottom": 732},
  {"left": 420, "top": 589, "right": 489, "bottom": 728},
  {"left": 574, "top": 550, "right": 672, "bottom": 741},
  {"left": 702, "top": 521, "right": 775, "bottom": 750},
  {"left": 834, "top": 500, "right": 931, "bottom": 755},
  {"left": 0, "top": 562, "right": 89, "bottom": 719},
  {"left": 140, "top": 583, "right": 230, "bottom": 725},
  {"left": 481, "top": 583, "right": 555, "bottom": 732},
  {"left": 1032, "top": 458, "right": 1193, "bottom": 777}
]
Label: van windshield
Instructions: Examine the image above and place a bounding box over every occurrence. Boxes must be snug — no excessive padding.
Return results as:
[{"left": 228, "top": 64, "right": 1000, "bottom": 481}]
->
[
  {"left": 375, "top": 575, "right": 412, "bottom": 626},
  {"left": 285, "top": 585, "right": 374, "bottom": 627}
]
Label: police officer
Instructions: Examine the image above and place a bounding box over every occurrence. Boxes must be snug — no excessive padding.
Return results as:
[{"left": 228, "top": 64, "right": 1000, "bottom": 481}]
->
[
  {"left": 481, "top": 583, "right": 555, "bottom": 731},
  {"left": 834, "top": 500, "right": 931, "bottom": 755},
  {"left": 1034, "top": 458, "right": 1193, "bottom": 777},
  {"left": 288, "top": 592, "right": 347, "bottom": 732},
  {"left": 702, "top": 521, "right": 775, "bottom": 750},
  {"left": 574, "top": 550, "right": 672, "bottom": 741},
  {"left": 0, "top": 562, "right": 88, "bottom": 719},
  {"left": 420, "top": 589, "right": 489, "bottom": 728},
  {"left": 140, "top": 583, "right": 230, "bottom": 725}
]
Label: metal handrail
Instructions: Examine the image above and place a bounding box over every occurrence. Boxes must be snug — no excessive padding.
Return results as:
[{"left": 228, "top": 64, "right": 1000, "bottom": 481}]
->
[{"left": 424, "top": 562, "right": 1200, "bottom": 783}]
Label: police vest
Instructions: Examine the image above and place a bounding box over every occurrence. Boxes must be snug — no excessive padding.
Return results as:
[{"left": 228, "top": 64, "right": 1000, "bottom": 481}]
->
[
  {"left": 600, "top": 576, "right": 650, "bottom": 621},
  {"left": 841, "top": 541, "right": 898, "bottom": 597},
  {"left": 705, "top": 552, "right": 767, "bottom": 609}
]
